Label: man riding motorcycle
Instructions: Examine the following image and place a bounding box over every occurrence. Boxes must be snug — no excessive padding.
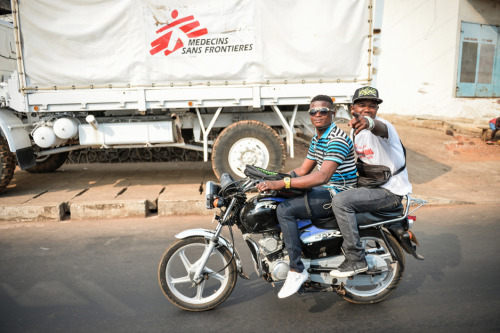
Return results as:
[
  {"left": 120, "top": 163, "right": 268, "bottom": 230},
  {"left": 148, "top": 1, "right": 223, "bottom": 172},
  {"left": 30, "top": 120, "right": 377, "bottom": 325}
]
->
[
  {"left": 158, "top": 91, "right": 424, "bottom": 309},
  {"left": 329, "top": 86, "right": 411, "bottom": 278},
  {"left": 255, "top": 94, "right": 357, "bottom": 298}
]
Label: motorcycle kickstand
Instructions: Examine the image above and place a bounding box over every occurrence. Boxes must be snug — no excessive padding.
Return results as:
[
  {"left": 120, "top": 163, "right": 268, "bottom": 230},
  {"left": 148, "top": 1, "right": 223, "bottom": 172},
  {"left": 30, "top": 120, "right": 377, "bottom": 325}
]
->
[{"left": 333, "top": 283, "right": 346, "bottom": 296}]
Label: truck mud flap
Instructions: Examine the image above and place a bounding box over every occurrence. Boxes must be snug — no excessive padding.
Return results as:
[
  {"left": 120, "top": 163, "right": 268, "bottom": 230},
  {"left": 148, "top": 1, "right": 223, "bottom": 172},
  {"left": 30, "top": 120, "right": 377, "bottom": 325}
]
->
[{"left": 15, "top": 147, "right": 36, "bottom": 169}]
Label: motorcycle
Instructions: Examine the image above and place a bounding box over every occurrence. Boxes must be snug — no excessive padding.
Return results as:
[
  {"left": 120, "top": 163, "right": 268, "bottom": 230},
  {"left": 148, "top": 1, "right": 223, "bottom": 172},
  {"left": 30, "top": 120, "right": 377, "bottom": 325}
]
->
[{"left": 158, "top": 170, "right": 426, "bottom": 311}]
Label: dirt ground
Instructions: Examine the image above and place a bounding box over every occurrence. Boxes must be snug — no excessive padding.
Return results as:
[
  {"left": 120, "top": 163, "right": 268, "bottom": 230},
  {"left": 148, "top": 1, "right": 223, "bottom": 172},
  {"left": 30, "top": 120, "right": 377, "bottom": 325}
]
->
[
  {"left": 2, "top": 121, "right": 498, "bottom": 221},
  {"left": 286, "top": 123, "right": 500, "bottom": 205},
  {"left": 399, "top": 124, "right": 499, "bottom": 204}
]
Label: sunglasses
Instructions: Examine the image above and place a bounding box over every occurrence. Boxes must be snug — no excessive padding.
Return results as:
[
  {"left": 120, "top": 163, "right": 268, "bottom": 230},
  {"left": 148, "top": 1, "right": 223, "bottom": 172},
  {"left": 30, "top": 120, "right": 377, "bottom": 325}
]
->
[{"left": 308, "top": 107, "right": 332, "bottom": 116}]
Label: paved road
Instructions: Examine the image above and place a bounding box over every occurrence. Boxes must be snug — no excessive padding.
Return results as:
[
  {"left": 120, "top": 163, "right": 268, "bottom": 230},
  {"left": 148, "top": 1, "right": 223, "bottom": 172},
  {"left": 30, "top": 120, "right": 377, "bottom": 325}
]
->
[{"left": 0, "top": 204, "right": 499, "bottom": 332}]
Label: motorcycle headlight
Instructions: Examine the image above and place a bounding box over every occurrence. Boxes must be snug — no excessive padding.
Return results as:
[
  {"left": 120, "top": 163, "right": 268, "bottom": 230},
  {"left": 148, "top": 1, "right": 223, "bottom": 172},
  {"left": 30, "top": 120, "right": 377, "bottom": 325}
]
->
[{"left": 205, "top": 181, "right": 221, "bottom": 209}]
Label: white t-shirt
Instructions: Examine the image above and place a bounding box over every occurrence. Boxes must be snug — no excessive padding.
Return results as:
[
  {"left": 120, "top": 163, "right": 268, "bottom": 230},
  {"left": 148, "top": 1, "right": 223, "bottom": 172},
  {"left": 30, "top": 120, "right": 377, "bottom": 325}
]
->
[{"left": 354, "top": 117, "right": 412, "bottom": 196}]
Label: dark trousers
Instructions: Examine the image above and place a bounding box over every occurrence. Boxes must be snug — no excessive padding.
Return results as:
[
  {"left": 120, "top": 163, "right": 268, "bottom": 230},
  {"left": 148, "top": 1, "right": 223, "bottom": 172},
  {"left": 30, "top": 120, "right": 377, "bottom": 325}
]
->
[
  {"left": 276, "top": 186, "right": 335, "bottom": 272},
  {"left": 332, "top": 187, "right": 402, "bottom": 261}
]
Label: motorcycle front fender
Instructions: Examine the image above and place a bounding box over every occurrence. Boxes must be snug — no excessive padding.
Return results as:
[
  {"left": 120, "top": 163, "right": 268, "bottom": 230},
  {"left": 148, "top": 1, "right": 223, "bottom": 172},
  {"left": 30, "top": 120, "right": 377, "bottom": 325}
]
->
[{"left": 175, "top": 228, "right": 249, "bottom": 279}]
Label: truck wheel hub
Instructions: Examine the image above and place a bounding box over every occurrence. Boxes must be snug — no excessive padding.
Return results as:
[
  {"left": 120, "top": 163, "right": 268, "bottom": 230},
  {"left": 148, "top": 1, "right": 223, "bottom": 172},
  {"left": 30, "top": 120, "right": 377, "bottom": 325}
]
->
[{"left": 228, "top": 138, "right": 270, "bottom": 177}]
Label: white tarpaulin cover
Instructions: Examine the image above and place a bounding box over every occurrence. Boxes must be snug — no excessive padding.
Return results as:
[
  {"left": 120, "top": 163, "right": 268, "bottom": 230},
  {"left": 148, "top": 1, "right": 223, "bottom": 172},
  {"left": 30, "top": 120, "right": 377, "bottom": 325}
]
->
[{"left": 18, "top": 0, "right": 370, "bottom": 88}]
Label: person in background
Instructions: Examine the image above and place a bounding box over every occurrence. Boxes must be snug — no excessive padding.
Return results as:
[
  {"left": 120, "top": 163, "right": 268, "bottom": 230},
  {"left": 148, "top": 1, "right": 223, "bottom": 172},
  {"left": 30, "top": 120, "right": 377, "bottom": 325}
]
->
[{"left": 488, "top": 117, "right": 500, "bottom": 141}]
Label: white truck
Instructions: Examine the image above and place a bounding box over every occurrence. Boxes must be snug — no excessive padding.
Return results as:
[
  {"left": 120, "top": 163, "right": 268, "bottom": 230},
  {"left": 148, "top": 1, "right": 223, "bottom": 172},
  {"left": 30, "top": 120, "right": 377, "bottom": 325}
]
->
[
  {"left": 0, "top": 19, "right": 16, "bottom": 82},
  {"left": 0, "top": 0, "right": 382, "bottom": 193}
]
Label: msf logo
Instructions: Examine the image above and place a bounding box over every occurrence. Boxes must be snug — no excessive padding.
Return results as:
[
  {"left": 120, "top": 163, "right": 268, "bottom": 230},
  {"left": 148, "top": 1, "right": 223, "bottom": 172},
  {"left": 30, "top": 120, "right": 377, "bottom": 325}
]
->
[{"left": 150, "top": 9, "right": 208, "bottom": 56}]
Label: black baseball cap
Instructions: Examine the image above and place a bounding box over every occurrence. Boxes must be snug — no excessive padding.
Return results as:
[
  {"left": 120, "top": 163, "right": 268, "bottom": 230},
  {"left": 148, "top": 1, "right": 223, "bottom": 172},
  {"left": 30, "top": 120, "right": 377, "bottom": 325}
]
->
[{"left": 352, "top": 86, "right": 383, "bottom": 104}]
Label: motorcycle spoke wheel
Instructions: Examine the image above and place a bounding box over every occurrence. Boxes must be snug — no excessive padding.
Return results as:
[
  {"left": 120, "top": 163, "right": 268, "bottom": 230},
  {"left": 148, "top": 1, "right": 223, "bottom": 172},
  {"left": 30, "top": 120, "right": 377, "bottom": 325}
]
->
[
  {"left": 158, "top": 237, "right": 237, "bottom": 311},
  {"left": 342, "top": 229, "right": 405, "bottom": 304}
]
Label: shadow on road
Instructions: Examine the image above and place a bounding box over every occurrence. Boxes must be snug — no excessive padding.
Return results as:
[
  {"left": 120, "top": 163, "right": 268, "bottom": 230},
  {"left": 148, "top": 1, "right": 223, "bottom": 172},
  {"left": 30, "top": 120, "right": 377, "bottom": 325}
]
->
[
  {"left": 406, "top": 148, "right": 451, "bottom": 185},
  {"left": 395, "top": 231, "right": 462, "bottom": 297}
]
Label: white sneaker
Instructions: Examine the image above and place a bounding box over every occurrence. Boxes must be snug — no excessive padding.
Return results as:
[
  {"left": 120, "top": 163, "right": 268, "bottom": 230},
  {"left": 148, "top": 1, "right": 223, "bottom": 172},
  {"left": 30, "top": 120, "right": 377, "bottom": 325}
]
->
[{"left": 278, "top": 270, "right": 308, "bottom": 299}]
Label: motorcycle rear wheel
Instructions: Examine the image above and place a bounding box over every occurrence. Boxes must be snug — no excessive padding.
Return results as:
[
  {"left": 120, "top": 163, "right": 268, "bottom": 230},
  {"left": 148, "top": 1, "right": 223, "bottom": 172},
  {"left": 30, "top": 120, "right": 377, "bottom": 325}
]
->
[
  {"left": 342, "top": 229, "right": 405, "bottom": 304},
  {"left": 158, "top": 236, "right": 238, "bottom": 311}
]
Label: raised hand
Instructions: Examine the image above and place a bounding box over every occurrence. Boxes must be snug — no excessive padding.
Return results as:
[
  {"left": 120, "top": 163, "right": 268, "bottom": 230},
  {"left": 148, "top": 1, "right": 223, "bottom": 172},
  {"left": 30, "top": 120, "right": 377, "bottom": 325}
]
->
[{"left": 349, "top": 112, "right": 369, "bottom": 135}]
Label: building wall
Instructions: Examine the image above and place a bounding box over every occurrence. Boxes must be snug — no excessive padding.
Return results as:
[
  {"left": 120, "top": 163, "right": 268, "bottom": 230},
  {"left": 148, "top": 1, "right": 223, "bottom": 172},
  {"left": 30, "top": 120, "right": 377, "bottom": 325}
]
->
[{"left": 376, "top": 0, "right": 500, "bottom": 122}]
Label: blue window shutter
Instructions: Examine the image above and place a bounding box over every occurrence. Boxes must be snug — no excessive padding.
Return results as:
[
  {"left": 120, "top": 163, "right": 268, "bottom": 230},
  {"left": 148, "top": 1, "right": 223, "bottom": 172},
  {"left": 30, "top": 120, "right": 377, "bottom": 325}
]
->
[{"left": 457, "top": 22, "right": 500, "bottom": 97}]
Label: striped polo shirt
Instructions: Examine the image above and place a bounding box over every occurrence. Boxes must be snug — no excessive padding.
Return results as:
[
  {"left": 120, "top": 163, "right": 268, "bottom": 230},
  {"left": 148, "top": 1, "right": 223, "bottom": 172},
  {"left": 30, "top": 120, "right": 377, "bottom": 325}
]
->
[{"left": 306, "top": 123, "right": 357, "bottom": 191}]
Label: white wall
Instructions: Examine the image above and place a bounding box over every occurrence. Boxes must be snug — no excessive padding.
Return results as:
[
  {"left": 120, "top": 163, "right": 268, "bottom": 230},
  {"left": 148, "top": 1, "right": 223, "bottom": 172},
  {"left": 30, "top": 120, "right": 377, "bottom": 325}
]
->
[{"left": 376, "top": 0, "right": 500, "bottom": 121}]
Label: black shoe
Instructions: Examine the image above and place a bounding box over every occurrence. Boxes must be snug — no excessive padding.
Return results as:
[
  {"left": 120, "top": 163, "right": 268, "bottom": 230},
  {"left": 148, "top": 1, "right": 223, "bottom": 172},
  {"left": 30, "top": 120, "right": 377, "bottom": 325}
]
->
[{"left": 330, "top": 258, "right": 368, "bottom": 277}]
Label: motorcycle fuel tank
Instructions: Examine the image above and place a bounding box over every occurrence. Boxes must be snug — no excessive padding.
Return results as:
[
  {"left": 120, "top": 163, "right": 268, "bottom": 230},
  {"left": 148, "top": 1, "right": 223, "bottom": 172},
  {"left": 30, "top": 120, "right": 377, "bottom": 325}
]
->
[{"left": 239, "top": 196, "right": 283, "bottom": 233}]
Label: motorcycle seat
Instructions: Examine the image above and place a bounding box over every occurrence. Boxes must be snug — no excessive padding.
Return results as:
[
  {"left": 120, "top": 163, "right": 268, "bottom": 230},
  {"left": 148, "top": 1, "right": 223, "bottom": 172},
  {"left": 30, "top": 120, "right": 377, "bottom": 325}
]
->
[{"left": 311, "top": 204, "right": 404, "bottom": 230}]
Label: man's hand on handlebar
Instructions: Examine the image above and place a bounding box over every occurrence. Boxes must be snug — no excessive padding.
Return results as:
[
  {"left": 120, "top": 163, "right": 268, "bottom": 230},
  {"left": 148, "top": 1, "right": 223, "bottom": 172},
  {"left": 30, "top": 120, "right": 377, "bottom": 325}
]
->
[{"left": 255, "top": 180, "right": 284, "bottom": 192}]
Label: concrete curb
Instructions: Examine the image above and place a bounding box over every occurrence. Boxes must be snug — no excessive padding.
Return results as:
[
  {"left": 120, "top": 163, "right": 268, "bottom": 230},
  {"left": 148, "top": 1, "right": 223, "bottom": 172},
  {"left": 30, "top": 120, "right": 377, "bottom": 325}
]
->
[
  {"left": 0, "top": 204, "right": 65, "bottom": 222},
  {"left": 158, "top": 199, "right": 213, "bottom": 216},
  {"left": 0, "top": 194, "right": 477, "bottom": 223},
  {"left": 413, "top": 196, "right": 475, "bottom": 207},
  {"left": 69, "top": 200, "right": 151, "bottom": 220}
]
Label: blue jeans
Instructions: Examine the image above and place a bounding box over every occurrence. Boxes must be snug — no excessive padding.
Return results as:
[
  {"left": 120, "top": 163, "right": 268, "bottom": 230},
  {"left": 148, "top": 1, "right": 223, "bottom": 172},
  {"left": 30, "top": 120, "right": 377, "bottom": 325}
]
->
[
  {"left": 276, "top": 186, "right": 335, "bottom": 273},
  {"left": 332, "top": 187, "right": 402, "bottom": 261}
]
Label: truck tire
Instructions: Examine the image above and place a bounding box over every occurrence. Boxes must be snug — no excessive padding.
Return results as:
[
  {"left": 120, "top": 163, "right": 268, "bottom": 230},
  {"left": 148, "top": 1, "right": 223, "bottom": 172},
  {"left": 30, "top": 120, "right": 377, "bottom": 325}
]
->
[
  {"left": 0, "top": 135, "right": 16, "bottom": 193},
  {"left": 26, "top": 152, "right": 69, "bottom": 173},
  {"left": 212, "top": 120, "right": 285, "bottom": 179}
]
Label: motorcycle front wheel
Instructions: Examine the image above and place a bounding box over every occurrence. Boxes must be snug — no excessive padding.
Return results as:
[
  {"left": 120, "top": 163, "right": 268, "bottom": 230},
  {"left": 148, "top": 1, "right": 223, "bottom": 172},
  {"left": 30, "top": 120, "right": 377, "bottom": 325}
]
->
[
  {"left": 342, "top": 229, "right": 405, "bottom": 304},
  {"left": 158, "top": 236, "right": 238, "bottom": 311}
]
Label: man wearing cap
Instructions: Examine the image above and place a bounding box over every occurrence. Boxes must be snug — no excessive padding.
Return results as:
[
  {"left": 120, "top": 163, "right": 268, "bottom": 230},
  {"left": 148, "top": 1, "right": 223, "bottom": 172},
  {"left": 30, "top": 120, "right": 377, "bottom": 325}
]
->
[
  {"left": 255, "top": 94, "right": 357, "bottom": 298},
  {"left": 329, "top": 86, "right": 412, "bottom": 277}
]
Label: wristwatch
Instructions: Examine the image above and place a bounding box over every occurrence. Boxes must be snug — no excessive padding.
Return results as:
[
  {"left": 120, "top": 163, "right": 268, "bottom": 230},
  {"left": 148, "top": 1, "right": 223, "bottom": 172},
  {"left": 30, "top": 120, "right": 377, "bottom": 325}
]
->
[{"left": 284, "top": 177, "right": 291, "bottom": 189}]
